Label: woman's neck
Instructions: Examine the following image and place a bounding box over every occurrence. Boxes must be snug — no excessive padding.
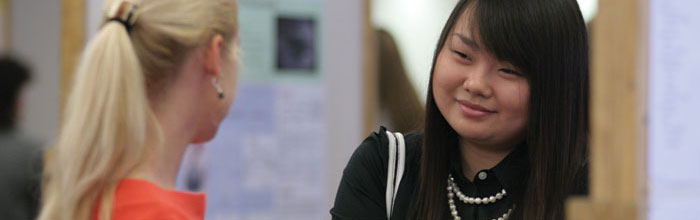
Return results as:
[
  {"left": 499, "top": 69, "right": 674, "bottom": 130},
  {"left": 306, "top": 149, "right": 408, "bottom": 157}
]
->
[
  {"left": 128, "top": 94, "right": 196, "bottom": 190},
  {"left": 459, "top": 138, "right": 515, "bottom": 181}
]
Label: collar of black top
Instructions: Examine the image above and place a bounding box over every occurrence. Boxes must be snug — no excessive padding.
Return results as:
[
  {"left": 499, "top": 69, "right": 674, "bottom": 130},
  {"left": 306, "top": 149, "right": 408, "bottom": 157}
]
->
[{"left": 448, "top": 141, "right": 529, "bottom": 199}]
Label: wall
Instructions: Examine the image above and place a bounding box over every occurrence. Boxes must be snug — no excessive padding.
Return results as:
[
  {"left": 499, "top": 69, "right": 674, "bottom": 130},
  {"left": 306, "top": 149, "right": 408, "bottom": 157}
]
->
[
  {"left": 371, "top": 0, "right": 457, "bottom": 101},
  {"left": 11, "top": 0, "right": 61, "bottom": 142},
  {"left": 323, "top": 0, "right": 365, "bottom": 209}
]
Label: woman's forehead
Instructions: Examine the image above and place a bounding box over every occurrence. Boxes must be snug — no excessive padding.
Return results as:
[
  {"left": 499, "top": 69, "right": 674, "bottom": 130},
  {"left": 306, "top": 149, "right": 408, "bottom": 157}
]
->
[{"left": 451, "top": 7, "right": 483, "bottom": 46}]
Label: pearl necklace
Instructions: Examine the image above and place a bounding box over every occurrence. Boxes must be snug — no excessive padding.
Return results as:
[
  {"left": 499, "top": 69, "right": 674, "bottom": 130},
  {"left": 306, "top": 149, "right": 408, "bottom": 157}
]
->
[
  {"left": 447, "top": 174, "right": 513, "bottom": 220},
  {"left": 448, "top": 174, "right": 507, "bottom": 204}
]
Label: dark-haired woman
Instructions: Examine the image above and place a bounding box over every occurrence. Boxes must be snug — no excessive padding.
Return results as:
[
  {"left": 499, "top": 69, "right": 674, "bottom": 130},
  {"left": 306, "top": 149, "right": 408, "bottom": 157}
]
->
[{"left": 331, "top": 0, "right": 589, "bottom": 219}]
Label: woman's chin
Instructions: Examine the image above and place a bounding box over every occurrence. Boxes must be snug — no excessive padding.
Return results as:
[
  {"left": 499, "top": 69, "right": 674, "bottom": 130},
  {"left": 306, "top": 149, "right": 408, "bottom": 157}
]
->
[
  {"left": 191, "top": 128, "right": 219, "bottom": 144},
  {"left": 455, "top": 128, "right": 494, "bottom": 143}
]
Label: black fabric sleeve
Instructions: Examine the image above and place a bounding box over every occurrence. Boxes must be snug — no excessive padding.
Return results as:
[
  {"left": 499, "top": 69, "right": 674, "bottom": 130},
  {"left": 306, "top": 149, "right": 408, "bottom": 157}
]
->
[
  {"left": 26, "top": 143, "right": 44, "bottom": 220},
  {"left": 330, "top": 128, "right": 390, "bottom": 220}
]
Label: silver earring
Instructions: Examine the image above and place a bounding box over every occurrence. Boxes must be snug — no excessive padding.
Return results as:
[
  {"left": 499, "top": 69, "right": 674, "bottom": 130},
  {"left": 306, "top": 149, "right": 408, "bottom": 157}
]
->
[{"left": 211, "top": 78, "right": 224, "bottom": 99}]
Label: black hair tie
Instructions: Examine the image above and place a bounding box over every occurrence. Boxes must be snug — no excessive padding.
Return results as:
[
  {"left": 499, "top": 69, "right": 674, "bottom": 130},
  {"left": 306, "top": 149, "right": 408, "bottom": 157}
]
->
[{"left": 106, "top": 1, "right": 139, "bottom": 33}]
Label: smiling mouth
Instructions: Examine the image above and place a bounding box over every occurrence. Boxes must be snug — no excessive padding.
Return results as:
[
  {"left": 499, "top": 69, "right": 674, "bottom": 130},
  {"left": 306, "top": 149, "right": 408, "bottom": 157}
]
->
[{"left": 457, "top": 100, "right": 495, "bottom": 118}]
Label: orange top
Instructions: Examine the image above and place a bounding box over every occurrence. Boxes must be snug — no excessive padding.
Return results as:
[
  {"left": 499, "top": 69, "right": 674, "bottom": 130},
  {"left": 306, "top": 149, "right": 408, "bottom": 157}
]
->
[{"left": 92, "top": 178, "right": 206, "bottom": 220}]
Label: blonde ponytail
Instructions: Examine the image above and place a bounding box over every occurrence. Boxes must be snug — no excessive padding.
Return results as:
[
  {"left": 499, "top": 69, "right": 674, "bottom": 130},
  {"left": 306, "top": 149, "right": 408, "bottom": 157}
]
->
[{"left": 39, "top": 0, "right": 239, "bottom": 219}]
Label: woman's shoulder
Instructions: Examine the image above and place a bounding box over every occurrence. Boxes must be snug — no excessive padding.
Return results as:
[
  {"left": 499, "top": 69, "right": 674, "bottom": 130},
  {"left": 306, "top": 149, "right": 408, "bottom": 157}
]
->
[
  {"left": 331, "top": 127, "right": 423, "bottom": 219},
  {"left": 402, "top": 129, "right": 424, "bottom": 157},
  {"left": 108, "top": 179, "right": 206, "bottom": 220},
  {"left": 111, "top": 205, "right": 193, "bottom": 220},
  {"left": 347, "top": 126, "right": 423, "bottom": 170}
]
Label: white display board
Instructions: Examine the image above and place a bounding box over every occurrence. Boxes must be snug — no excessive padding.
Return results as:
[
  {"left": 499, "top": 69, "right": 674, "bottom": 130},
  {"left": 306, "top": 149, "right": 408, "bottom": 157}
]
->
[{"left": 648, "top": 0, "right": 700, "bottom": 218}]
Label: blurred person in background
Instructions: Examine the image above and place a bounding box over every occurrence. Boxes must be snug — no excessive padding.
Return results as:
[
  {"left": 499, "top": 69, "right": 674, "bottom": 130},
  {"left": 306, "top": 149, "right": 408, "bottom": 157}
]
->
[
  {"left": 376, "top": 29, "right": 425, "bottom": 133},
  {"left": 37, "top": 0, "right": 240, "bottom": 219},
  {"left": 0, "top": 56, "right": 44, "bottom": 220}
]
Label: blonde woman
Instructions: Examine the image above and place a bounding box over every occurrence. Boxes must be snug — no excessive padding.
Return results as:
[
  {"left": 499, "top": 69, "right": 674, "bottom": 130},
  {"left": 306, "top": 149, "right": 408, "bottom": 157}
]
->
[{"left": 38, "top": 0, "right": 239, "bottom": 219}]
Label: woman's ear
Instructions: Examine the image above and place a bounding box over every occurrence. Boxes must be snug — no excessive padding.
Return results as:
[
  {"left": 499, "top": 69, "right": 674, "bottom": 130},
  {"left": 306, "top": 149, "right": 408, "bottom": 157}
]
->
[{"left": 204, "top": 34, "right": 224, "bottom": 78}]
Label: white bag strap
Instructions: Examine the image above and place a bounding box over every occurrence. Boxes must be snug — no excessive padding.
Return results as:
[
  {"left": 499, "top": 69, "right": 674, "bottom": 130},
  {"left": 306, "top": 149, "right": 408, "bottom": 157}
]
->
[
  {"left": 385, "top": 131, "right": 396, "bottom": 219},
  {"left": 385, "top": 131, "right": 405, "bottom": 219},
  {"left": 393, "top": 132, "right": 406, "bottom": 202}
]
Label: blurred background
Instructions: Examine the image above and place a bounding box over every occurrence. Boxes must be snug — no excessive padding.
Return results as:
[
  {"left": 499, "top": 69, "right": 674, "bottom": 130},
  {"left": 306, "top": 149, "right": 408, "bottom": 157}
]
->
[{"left": 2, "top": 0, "right": 699, "bottom": 220}]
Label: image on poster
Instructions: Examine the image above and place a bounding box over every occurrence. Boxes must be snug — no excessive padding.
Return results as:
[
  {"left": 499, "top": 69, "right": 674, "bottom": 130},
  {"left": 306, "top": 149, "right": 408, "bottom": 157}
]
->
[
  {"left": 237, "top": 0, "right": 323, "bottom": 81},
  {"left": 277, "top": 16, "right": 316, "bottom": 71}
]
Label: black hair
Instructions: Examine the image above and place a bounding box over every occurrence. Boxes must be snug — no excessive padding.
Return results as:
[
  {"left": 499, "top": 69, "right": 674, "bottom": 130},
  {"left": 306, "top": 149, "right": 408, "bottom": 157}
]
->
[
  {"left": 0, "top": 56, "right": 32, "bottom": 130},
  {"left": 413, "top": 0, "right": 589, "bottom": 219}
]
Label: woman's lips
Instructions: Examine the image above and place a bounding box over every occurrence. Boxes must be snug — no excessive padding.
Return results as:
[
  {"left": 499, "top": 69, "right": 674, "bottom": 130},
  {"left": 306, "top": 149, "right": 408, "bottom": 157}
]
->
[{"left": 457, "top": 100, "right": 495, "bottom": 118}]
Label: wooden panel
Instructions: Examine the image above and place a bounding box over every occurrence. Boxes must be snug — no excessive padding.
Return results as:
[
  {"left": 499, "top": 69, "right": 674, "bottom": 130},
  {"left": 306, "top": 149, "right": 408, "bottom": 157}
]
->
[
  {"left": 362, "top": 0, "right": 377, "bottom": 135},
  {"left": 60, "top": 0, "right": 85, "bottom": 113},
  {"left": 569, "top": 198, "right": 638, "bottom": 220},
  {"left": 567, "top": 0, "right": 648, "bottom": 219}
]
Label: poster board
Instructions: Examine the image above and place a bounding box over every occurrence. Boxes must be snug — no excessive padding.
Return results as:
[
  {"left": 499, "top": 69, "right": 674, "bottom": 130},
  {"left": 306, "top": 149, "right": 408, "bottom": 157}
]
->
[{"left": 647, "top": 0, "right": 700, "bottom": 218}]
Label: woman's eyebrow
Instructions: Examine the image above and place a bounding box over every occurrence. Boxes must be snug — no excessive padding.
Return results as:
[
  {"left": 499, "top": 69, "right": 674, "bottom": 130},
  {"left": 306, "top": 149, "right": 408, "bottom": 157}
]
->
[{"left": 453, "top": 33, "right": 480, "bottom": 51}]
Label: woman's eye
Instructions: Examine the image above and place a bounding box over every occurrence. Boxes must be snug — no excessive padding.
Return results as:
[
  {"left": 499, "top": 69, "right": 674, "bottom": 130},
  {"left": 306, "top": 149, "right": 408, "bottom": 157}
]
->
[
  {"left": 452, "top": 50, "right": 470, "bottom": 60},
  {"left": 499, "top": 68, "right": 522, "bottom": 76}
]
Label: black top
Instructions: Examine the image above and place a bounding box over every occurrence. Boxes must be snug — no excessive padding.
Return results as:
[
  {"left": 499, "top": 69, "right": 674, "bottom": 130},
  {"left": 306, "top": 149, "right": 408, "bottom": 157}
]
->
[
  {"left": 0, "top": 131, "right": 43, "bottom": 220},
  {"left": 331, "top": 127, "right": 587, "bottom": 220}
]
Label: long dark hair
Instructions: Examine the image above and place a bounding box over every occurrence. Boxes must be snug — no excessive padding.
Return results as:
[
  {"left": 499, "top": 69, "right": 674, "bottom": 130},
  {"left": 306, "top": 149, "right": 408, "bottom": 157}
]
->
[{"left": 413, "top": 0, "right": 589, "bottom": 219}]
